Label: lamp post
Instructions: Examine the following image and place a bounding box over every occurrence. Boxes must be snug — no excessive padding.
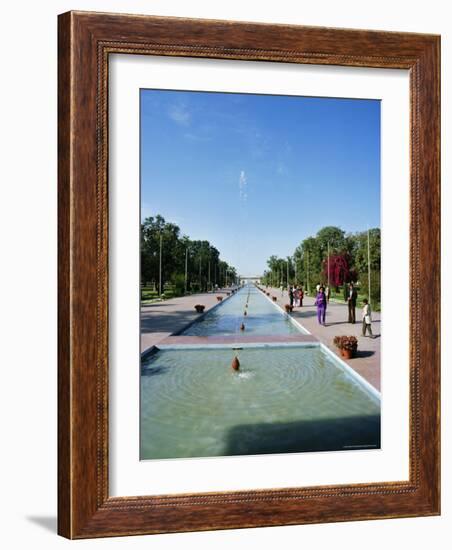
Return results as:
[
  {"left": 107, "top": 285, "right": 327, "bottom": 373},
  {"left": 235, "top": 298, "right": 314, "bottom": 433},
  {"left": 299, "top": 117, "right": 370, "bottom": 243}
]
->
[
  {"left": 327, "top": 241, "right": 330, "bottom": 289},
  {"left": 208, "top": 260, "right": 211, "bottom": 292},
  {"left": 367, "top": 228, "right": 371, "bottom": 305},
  {"left": 159, "top": 232, "right": 162, "bottom": 297},
  {"left": 184, "top": 247, "right": 188, "bottom": 294}
]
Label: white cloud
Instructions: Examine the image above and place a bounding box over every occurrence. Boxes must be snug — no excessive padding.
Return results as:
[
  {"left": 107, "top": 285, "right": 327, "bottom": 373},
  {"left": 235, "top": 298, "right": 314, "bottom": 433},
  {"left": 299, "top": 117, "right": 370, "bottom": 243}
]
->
[{"left": 168, "top": 103, "right": 191, "bottom": 126}]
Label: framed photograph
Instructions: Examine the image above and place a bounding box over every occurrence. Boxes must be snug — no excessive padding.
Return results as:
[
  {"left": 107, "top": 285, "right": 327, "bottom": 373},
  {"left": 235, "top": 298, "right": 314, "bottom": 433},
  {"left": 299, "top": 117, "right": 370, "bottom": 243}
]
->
[{"left": 58, "top": 11, "right": 440, "bottom": 538}]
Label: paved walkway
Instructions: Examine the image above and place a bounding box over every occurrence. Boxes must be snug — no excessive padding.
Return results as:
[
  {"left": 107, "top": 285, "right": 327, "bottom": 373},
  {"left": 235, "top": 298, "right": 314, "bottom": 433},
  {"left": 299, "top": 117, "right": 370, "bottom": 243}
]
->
[
  {"left": 141, "top": 289, "right": 234, "bottom": 352},
  {"left": 263, "top": 286, "right": 381, "bottom": 391}
]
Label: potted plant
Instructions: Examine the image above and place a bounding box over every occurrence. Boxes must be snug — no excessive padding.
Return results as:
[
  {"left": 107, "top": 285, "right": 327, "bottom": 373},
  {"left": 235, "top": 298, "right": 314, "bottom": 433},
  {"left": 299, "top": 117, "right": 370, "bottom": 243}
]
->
[
  {"left": 272, "top": 296, "right": 277, "bottom": 302},
  {"left": 194, "top": 304, "right": 205, "bottom": 313},
  {"left": 216, "top": 296, "right": 223, "bottom": 302},
  {"left": 333, "top": 335, "right": 358, "bottom": 359},
  {"left": 284, "top": 304, "right": 293, "bottom": 313}
]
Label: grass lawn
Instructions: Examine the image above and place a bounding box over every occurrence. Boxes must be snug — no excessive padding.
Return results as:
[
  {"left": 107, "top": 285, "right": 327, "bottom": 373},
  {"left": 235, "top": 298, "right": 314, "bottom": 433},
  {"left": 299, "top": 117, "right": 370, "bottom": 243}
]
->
[
  {"left": 141, "top": 286, "right": 190, "bottom": 303},
  {"left": 141, "top": 288, "right": 177, "bottom": 303},
  {"left": 141, "top": 289, "right": 160, "bottom": 301}
]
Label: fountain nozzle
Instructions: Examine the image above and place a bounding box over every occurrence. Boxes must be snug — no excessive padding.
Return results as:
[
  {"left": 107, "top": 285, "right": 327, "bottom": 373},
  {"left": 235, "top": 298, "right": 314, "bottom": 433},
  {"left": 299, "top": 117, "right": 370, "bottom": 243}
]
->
[{"left": 231, "top": 356, "right": 240, "bottom": 371}]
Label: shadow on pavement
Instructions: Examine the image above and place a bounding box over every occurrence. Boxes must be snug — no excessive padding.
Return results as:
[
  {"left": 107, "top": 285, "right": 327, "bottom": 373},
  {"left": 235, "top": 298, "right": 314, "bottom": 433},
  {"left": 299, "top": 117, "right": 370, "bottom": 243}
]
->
[
  {"left": 141, "top": 311, "right": 198, "bottom": 333},
  {"left": 292, "top": 310, "right": 318, "bottom": 318},
  {"left": 354, "top": 350, "right": 376, "bottom": 358}
]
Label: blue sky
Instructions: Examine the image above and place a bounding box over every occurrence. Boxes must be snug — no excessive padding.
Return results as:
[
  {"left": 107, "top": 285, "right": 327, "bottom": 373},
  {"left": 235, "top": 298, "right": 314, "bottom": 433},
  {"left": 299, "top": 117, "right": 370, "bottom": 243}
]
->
[{"left": 141, "top": 89, "right": 380, "bottom": 275}]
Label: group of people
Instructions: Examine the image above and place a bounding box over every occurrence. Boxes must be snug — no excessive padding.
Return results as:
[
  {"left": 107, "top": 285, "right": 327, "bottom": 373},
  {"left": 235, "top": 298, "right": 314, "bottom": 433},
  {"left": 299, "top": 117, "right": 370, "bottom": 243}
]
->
[
  {"left": 286, "top": 285, "right": 304, "bottom": 308},
  {"left": 314, "top": 281, "right": 374, "bottom": 337},
  {"left": 274, "top": 281, "right": 374, "bottom": 337}
]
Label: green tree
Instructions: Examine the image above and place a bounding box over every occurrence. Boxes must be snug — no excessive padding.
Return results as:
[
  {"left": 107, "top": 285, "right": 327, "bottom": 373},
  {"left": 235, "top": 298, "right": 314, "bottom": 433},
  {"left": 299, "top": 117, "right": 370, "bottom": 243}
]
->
[
  {"left": 140, "top": 215, "right": 237, "bottom": 298},
  {"left": 353, "top": 228, "right": 381, "bottom": 275},
  {"left": 262, "top": 225, "right": 380, "bottom": 304},
  {"left": 141, "top": 215, "right": 181, "bottom": 292},
  {"left": 266, "top": 255, "right": 281, "bottom": 287},
  {"left": 353, "top": 228, "right": 381, "bottom": 304},
  {"left": 316, "top": 226, "right": 346, "bottom": 255}
]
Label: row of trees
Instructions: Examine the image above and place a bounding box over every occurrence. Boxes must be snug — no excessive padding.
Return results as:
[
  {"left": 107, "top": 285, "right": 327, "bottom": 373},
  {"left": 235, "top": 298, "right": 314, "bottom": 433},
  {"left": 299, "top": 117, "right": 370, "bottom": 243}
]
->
[
  {"left": 261, "top": 226, "right": 381, "bottom": 304},
  {"left": 141, "top": 215, "right": 237, "bottom": 295}
]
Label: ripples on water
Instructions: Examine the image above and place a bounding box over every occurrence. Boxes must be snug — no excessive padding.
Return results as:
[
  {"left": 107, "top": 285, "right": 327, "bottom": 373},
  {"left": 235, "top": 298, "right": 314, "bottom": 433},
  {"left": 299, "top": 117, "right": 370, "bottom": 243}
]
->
[{"left": 141, "top": 346, "right": 380, "bottom": 459}]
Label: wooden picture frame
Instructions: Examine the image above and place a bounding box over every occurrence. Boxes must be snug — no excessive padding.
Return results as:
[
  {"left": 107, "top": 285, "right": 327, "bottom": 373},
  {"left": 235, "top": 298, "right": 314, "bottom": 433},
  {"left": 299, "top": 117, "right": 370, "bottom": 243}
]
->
[{"left": 58, "top": 11, "right": 440, "bottom": 539}]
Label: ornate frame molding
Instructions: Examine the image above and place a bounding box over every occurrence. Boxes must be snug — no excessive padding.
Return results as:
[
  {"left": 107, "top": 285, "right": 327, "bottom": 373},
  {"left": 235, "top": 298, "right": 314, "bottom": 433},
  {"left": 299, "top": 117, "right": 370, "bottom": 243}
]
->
[{"left": 58, "top": 11, "right": 440, "bottom": 538}]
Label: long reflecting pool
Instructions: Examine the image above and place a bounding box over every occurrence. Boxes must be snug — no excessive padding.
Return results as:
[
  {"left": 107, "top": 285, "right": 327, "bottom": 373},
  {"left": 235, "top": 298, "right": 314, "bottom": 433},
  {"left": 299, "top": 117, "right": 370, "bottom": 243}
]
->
[{"left": 181, "top": 285, "right": 306, "bottom": 336}]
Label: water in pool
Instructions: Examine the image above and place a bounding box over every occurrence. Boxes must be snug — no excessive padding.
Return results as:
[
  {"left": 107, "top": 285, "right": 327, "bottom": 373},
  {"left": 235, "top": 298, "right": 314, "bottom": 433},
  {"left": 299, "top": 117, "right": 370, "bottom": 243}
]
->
[
  {"left": 141, "top": 346, "right": 380, "bottom": 459},
  {"left": 181, "top": 285, "right": 306, "bottom": 336}
]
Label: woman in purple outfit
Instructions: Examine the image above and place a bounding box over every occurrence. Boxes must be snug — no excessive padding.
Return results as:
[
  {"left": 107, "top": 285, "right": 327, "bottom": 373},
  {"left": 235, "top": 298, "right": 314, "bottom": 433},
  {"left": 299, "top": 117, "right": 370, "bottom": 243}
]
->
[{"left": 315, "top": 286, "right": 327, "bottom": 325}]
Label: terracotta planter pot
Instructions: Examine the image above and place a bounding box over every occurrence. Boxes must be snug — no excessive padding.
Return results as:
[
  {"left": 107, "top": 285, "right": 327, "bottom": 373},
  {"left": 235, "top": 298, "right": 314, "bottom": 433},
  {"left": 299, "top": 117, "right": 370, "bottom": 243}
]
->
[
  {"left": 341, "top": 348, "right": 354, "bottom": 359},
  {"left": 217, "top": 296, "right": 223, "bottom": 302},
  {"left": 194, "top": 305, "right": 205, "bottom": 313},
  {"left": 284, "top": 304, "right": 293, "bottom": 313},
  {"left": 272, "top": 296, "right": 277, "bottom": 302}
]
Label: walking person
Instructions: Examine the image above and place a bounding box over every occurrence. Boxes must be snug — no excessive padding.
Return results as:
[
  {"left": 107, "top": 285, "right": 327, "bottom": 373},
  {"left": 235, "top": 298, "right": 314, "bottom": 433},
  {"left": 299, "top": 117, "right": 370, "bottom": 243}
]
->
[
  {"left": 362, "top": 299, "right": 374, "bottom": 337},
  {"left": 299, "top": 286, "right": 304, "bottom": 307},
  {"left": 280, "top": 284, "right": 284, "bottom": 296},
  {"left": 315, "top": 286, "right": 327, "bottom": 325},
  {"left": 293, "top": 287, "right": 299, "bottom": 307},
  {"left": 289, "top": 286, "right": 294, "bottom": 308},
  {"left": 347, "top": 282, "right": 358, "bottom": 324}
]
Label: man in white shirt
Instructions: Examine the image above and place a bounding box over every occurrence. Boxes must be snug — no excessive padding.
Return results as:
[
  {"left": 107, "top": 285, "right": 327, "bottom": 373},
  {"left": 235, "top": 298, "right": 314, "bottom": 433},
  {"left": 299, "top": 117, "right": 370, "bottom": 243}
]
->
[{"left": 362, "top": 299, "right": 374, "bottom": 337}]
